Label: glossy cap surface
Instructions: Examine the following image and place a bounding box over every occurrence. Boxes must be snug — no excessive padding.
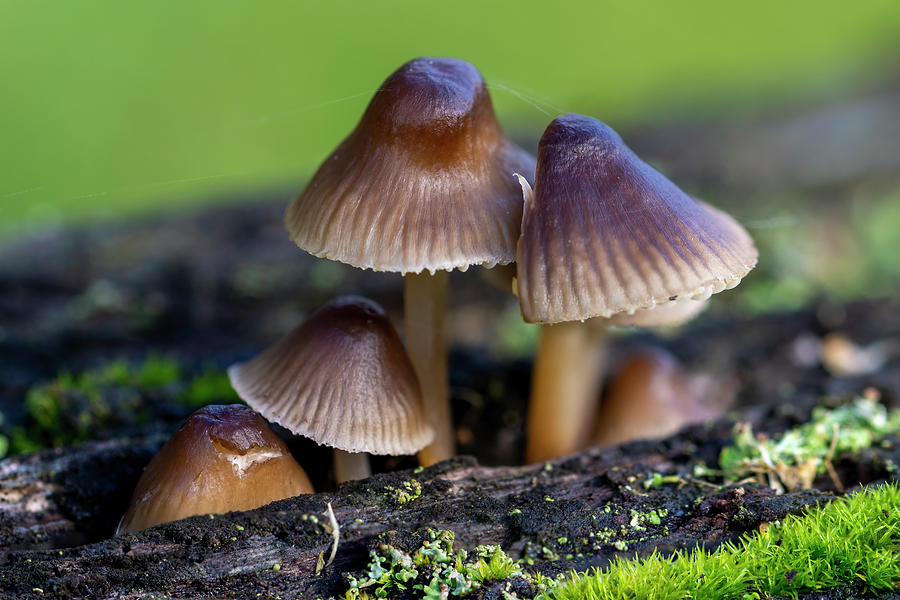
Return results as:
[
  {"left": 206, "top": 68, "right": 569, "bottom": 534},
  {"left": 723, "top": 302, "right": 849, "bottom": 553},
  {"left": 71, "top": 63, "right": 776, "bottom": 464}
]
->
[
  {"left": 516, "top": 114, "right": 757, "bottom": 324},
  {"left": 286, "top": 57, "right": 536, "bottom": 274},
  {"left": 228, "top": 296, "right": 432, "bottom": 454},
  {"left": 117, "top": 404, "right": 313, "bottom": 534}
]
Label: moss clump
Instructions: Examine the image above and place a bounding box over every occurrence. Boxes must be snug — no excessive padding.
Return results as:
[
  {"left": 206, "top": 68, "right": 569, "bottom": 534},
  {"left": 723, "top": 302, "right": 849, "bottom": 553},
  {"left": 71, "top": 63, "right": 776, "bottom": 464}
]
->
[
  {"left": 383, "top": 480, "right": 422, "bottom": 505},
  {"left": 343, "top": 529, "right": 552, "bottom": 599},
  {"left": 1, "top": 355, "right": 239, "bottom": 456},
  {"left": 543, "top": 483, "right": 900, "bottom": 600},
  {"left": 718, "top": 390, "right": 900, "bottom": 492}
]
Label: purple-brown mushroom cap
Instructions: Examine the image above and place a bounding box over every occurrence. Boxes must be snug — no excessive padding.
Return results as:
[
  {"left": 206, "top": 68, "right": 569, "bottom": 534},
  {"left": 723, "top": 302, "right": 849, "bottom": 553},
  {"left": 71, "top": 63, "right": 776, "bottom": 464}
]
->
[{"left": 517, "top": 114, "right": 757, "bottom": 324}]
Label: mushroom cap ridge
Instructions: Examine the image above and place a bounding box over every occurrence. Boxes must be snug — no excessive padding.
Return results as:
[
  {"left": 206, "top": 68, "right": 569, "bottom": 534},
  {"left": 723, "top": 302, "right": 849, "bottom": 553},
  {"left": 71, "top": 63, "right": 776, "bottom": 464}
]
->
[
  {"left": 286, "top": 57, "right": 536, "bottom": 275},
  {"left": 517, "top": 114, "right": 757, "bottom": 324},
  {"left": 228, "top": 296, "right": 433, "bottom": 455}
]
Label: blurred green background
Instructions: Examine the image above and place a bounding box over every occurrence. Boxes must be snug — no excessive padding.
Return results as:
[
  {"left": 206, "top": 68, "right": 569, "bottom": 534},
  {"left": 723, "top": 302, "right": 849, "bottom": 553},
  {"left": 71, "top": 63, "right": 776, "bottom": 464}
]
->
[
  {"left": 2, "top": 0, "right": 900, "bottom": 457},
  {"left": 3, "top": 1, "right": 900, "bottom": 312},
  {"left": 2, "top": 1, "right": 899, "bottom": 233}
]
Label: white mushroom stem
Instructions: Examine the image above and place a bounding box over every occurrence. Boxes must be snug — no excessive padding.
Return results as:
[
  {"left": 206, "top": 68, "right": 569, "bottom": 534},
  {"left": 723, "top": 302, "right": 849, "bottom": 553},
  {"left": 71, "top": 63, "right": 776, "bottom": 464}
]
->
[
  {"left": 525, "top": 321, "right": 606, "bottom": 464},
  {"left": 404, "top": 270, "right": 454, "bottom": 466},
  {"left": 333, "top": 449, "right": 372, "bottom": 483}
]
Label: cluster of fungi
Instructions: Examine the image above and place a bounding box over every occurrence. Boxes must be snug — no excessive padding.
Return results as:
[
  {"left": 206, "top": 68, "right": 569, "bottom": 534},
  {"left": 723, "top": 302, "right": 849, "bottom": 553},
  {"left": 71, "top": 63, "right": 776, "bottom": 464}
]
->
[{"left": 118, "top": 57, "right": 757, "bottom": 533}]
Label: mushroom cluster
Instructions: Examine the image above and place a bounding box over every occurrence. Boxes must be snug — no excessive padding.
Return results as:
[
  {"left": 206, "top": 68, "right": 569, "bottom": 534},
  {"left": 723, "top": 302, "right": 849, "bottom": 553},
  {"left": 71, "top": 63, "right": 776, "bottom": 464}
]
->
[
  {"left": 275, "top": 59, "right": 756, "bottom": 469},
  {"left": 117, "top": 56, "right": 757, "bottom": 535}
]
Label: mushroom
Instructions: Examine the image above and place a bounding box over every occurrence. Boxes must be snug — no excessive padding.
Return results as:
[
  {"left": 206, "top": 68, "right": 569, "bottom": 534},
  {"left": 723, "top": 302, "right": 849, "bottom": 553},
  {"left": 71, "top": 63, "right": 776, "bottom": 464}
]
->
[
  {"left": 285, "top": 57, "right": 536, "bottom": 465},
  {"left": 116, "top": 404, "right": 313, "bottom": 534},
  {"left": 590, "top": 347, "right": 732, "bottom": 446},
  {"left": 516, "top": 114, "right": 757, "bottom": 463},
  {"left": 228, "top": 296, "right": 432, "bottom": 482}
]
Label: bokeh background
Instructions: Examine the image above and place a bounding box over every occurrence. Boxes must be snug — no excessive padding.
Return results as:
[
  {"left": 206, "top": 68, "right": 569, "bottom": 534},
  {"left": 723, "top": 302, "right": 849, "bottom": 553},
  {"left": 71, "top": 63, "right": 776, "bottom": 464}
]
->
[
  {"left": 1, "top": 0, "right": 900, "bottom": 463},
  {"left": 4, "top": 1, "right": 900, "bottom": 316},
  {"left": 2, "top": 0, "right": 900, "bottom": 313}
]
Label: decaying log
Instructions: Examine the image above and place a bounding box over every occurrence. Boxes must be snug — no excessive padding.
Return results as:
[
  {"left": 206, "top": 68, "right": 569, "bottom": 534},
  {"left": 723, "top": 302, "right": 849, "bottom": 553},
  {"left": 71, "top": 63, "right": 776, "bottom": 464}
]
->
[{"left": 0, "top": 425, "right": 843, "bottom": 600}]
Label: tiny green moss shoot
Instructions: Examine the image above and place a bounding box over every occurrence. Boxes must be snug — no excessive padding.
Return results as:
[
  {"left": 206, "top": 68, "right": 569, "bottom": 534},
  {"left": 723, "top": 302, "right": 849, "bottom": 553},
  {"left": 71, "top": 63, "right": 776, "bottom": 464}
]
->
[
  {"left": 542, "top": 483, "right": 900, "bottom": 600},
  {"left": 344, "top": 529, "right": 540, "bottom": 599}
]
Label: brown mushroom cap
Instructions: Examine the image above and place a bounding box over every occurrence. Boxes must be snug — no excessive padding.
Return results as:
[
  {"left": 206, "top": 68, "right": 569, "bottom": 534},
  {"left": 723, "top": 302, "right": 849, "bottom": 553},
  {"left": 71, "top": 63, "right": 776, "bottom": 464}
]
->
[
  {"left": 517, "top": 114, "right": 757, "bottom": 324},
  {"left": 228, "top": 296, "right": 432, "bottom": 455},
  {"left": 591, "top": 348, "right": 727, "bottom": 446},
  {"left": 286, "top": 57, "right": 536, "bottom": 274},
  {"left": 117, "top": 404, "right": 313, "bottom": 534}
]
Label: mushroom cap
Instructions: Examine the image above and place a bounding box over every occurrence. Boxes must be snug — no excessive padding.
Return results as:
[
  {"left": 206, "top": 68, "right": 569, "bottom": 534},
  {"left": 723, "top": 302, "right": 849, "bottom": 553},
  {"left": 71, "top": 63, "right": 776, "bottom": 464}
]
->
[
  {"left": 516, "top": 114, "right": 757, "bottom": 324},
  {"left": 286, "top": 57, "right": 536, "bottom": 275},
  {"left": 591, "top": 348, "right": 726, "bottom": 446},
  {"left": 228, "top": 296, "right": 432, "bottom": 455},
  {"left": 117, "top": 404, "right": 313, "bottom": 534}
]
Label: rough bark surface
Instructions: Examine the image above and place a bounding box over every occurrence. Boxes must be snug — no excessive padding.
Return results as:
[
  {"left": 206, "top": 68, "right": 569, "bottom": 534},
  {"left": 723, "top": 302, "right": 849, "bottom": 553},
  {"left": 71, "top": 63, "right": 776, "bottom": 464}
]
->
[{"left": 0, "top": 427, "right": 856, "bottom": 600}]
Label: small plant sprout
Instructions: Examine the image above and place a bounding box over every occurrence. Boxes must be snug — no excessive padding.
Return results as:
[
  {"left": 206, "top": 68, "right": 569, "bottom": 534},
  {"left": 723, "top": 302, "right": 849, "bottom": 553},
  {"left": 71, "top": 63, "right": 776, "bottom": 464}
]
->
[{"left": 718, "top": 389, "right": 900, "bottom": 492}]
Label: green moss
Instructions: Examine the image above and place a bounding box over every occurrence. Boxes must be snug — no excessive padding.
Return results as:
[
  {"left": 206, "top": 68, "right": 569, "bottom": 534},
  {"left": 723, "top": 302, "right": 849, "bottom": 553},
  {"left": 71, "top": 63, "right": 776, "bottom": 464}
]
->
[
  {"left": 542, "top": 483, "right": 900, "bottom": 600},
  {"left": 344, "top": 529, "right": 542, "bottom": 599},
  {"left": 1, "top": 355, "right": 240, "bottom": 456},
  {"left": 181, "top": 368, "right": 240, "bottom": 407},
  {"left": 383, "top": 480, "right": 422, "bottom": 505},
  {"left": 343, "top": 486, "right": 899, "bottom": 599},
  {"left": 134, "top": 354, "right": 182, "bottom": 388},
  {"left": 718, "top": 392, "right": 900, "bottom": 492}
]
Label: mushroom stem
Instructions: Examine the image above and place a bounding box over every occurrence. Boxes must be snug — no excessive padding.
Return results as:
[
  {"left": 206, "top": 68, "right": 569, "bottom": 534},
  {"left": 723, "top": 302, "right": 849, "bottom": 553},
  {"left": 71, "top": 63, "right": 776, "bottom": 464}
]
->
[
  {"left": 333, "top": 449, "right": 372, "bottom": 483},
  {"left": 404, "top": 270, "right": 454, "bottom": 466},
  {"left": 525, "top": 322, "right": 606, "bottom": 463}
]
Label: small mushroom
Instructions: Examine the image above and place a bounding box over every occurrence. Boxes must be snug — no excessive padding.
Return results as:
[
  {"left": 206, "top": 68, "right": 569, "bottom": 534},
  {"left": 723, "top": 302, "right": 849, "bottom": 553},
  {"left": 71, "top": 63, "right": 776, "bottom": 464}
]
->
[
  {"left": 590, "top": 348, "right": 731, "bottom": 446},
  {"left": 228, "top": 296, "right": 432, "bottom": 482},
  {"left": 286, "top": 57, "right": 536, "bottom": 465},
  {"left": 116, "top": 404, "right": 313, "bottom": 534},
  {"left": 516, "top": 114, "right": 757, "bottom": 462}
]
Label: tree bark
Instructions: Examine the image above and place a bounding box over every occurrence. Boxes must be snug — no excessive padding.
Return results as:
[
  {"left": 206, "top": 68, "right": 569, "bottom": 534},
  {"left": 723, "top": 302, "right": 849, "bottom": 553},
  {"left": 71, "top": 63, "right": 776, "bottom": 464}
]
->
[{"left": 0, "top": 426, "right": 859, "bottom": 600}]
